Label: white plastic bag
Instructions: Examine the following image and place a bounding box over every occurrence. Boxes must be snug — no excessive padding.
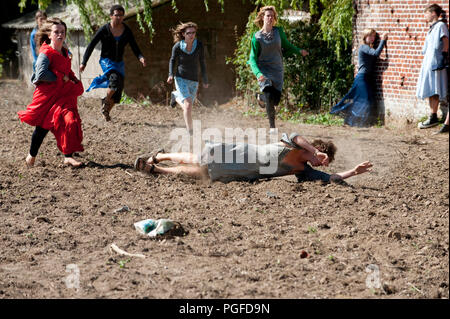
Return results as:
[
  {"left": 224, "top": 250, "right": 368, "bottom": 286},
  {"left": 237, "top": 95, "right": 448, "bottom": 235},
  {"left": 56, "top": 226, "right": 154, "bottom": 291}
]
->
[{"left": 134, "top": 219, "right": 175, "bottom": 237}]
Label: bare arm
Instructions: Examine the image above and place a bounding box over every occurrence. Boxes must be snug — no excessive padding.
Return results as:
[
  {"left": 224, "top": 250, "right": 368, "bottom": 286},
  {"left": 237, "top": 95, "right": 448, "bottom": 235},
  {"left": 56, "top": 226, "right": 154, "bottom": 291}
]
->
[
  {"left": 442, "top": 36, "right": 449, "bottom": 53},
  {"left": 330, "top": 161, "right": 373, "bottom": 182},
  {"left": 292, "top": 135, "right": 329, "bottom": 166}
]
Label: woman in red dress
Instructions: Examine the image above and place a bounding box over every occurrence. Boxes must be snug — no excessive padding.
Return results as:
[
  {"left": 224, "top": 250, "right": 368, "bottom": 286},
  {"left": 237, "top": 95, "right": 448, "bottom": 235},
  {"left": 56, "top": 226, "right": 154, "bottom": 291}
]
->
[{"left": 18, "top": 18, "right": 84, "bottom": 167}]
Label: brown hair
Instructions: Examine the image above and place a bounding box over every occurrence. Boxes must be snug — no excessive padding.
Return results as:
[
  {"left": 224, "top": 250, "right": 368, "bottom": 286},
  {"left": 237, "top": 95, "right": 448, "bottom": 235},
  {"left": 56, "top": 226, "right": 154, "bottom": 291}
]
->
[
  {"left": 35, "top": 10, "right": 47, "bottom": 20},
  {"left": 36, "top": 18, "right": 67, "bottom": 47},
  {"left": 425, "top": 4, "right": 443, "bottom": 17},
  {"left": 311, "top": 139, "right": 336, "bottom": 163},
  {"left": 170, "top": 22, "right": 198, "bottom": 43},
  {"left": 361, "top": 28, "right": 376, "bottom": 47},
  {"left": 254, "top": 6, "right": 278, "bottom": 28}
]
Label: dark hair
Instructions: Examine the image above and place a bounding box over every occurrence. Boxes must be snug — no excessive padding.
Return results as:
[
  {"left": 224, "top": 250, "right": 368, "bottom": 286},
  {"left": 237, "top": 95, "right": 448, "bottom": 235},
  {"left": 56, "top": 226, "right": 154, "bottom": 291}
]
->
[
  {"left": 36, "top": 17, "right": 67, "bottom": 47},
  {"left": 425, "top": 4, "right": 443, "bottom": 17},
  {"left": 110, "top": 5, "right": 125, "bottom": 16},
  {"left": 311, "top": 139, "right": 337, "bottom": 163},
  {"left": 35, "top": 10, "right": 47, "bottom": 19}
]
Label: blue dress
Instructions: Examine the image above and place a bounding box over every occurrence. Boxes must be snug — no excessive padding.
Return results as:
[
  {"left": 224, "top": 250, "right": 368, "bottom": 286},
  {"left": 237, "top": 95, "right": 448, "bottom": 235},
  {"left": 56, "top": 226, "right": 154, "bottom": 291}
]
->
[
  {"left": 416, "top": 21, "right": 449, "bottom": 100},
  {"left": 330, "top": 40, "right": 386, "bottom": 127}
]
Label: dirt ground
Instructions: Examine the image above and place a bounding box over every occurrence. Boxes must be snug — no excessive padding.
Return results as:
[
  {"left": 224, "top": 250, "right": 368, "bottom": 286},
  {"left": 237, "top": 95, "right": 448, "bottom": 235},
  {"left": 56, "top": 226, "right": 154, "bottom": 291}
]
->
[{"left": 0, "top": 79, "right": 448, "bottom": 299}]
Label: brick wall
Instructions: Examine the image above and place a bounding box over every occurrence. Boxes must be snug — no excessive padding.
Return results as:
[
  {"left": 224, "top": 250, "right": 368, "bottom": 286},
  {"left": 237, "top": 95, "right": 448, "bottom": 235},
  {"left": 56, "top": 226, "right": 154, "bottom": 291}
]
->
[
  {"left": 353, "top": 0, "right": 449, "bottom": 126},
  {"left": 122, "top": 0, "right": 255, "bottom": 105}
]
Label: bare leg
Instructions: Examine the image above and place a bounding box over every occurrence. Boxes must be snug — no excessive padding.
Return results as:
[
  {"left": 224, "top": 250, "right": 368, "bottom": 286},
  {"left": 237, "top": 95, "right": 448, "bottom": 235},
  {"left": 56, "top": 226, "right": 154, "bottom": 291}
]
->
[
  {"left": 149, "top": 152, "right": 199, "bottom": 165},
  {"left": 101, "top": 88, "right": 116, "bottom": 121},
  {"left": 153, "top": 164, "right": 207, "bottom": 178},
  {"left": 419, "top": 95, "right": 440, "bottom": 129},
  {"left": 435, "top": 111, "right": 450, "bottom": 134},
  {"left": 181, "top": 97, "right": 193, "bottom": 133},
  {"left": 106, "top": 88, "right": 116, "bottom": 108},
  {"left": 429, "top": 95, "right": 439, "bottom": 114}
]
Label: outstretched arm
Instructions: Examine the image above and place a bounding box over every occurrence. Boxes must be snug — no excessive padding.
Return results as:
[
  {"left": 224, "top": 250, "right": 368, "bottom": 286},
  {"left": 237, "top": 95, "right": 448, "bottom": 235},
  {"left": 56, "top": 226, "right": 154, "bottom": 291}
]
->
[
  {"left": 330, "top": 161, "right": 373, "bottom": 181},
  {"left": 79, "top": 26, "right": 104, "bottom": 72},
  {"left": 279, "top": 27, "right": 308, "bottom": 57}
]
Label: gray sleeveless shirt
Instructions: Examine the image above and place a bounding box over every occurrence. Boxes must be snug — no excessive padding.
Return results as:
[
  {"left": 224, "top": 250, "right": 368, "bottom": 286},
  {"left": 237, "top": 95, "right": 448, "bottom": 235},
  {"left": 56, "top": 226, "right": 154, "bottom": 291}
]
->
[
  {"left": 255, "top": 27, "right": 284, "bottom": 92},
  {"left": 201, "top": 133, "right": 300, "bottom": 182}
]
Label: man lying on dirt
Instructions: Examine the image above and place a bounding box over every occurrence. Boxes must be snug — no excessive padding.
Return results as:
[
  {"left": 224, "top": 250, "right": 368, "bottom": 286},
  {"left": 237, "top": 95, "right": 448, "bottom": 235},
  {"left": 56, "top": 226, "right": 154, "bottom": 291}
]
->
[{"left": 134, "top": 133, "right": 373, "bottom": 183}]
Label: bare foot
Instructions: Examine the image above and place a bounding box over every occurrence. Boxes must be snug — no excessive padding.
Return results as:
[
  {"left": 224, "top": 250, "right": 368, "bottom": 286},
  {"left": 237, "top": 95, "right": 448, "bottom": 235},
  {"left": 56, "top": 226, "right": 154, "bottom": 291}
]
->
[
  {"left": 26, "top": 154, "right": 36, "bottom": 167},
  {"left": 64, "top": 157, "right": 82, "bottom": 167}
]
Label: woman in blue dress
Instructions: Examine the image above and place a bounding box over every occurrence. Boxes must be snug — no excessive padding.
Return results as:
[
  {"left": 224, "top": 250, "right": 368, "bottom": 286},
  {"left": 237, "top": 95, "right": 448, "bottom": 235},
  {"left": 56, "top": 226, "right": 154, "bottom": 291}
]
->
[
  {"left": 167, "top": 22, "right": 208, "bottom": 135},
  {"left": 416, "top": 4, "right": 449, "bottom": 130},
  {"left": 330, "top": 29, "right": 388, "bottom": 127}
]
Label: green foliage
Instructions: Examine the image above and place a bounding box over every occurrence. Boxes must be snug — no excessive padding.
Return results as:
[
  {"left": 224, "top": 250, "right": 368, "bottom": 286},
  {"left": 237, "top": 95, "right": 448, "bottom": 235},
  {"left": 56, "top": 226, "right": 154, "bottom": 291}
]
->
[
  {"left": 120, "top": 93, "right": 137, "bottom": 105},
  {"left": 118, "top": 258, "right": 131, "bottom": 268},
  {"left": 283, "top": 20, "right": 353, "bottom": 110},
  {"left": 317, "top": 0, "right": 353, "bottom": 60},
  {"left": 18, "top": 0, "right": 227, "bottom": 42},
  {"left": 228, "top": 0, "right": 354, "bottom": 121},
  {"left": 277, "top": 107, "right": 344, "bottom": 125},
  {"left": 64, "top": 0, "right": 108, "bottom": 40},
  {"left": 18, "top": 0, "right": 52, "bottom": 12}
]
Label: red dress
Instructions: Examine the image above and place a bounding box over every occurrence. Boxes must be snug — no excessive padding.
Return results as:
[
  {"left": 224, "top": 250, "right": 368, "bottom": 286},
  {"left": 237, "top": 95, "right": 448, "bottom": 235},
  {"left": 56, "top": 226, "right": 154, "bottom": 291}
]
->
[{"left": 18, "top": 43, "right": 84, "bottom": 155}]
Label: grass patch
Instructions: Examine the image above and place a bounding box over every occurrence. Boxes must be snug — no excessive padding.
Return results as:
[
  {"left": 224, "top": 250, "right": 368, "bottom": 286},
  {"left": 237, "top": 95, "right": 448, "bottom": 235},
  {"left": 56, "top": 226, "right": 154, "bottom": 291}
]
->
[
  {"left": 120, "top": 93, "right": 136, "bottom": 105},
  {"left": 243, "top": 105, "right": 345, "bottom": 126}
]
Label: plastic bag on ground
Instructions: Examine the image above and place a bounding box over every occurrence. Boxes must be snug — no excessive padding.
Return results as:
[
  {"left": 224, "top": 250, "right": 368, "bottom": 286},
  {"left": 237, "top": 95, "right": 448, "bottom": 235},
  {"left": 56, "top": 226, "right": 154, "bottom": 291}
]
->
[{"left": 134, "top": 219, "right": 175, "bottom": 237}]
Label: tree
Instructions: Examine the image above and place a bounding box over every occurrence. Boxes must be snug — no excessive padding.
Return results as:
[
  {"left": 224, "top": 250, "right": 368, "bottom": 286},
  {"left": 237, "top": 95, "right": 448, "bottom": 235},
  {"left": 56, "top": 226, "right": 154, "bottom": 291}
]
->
[{"left": 18, "top": 0, "right": 227, "bottom": 40}]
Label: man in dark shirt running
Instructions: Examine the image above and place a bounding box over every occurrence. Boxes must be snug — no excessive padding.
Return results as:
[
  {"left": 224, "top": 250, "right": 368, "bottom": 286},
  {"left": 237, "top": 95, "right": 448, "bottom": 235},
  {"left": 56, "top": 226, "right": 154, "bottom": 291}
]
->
[{"left": 80, "top": 4, "right": 146, "bottom": 121}]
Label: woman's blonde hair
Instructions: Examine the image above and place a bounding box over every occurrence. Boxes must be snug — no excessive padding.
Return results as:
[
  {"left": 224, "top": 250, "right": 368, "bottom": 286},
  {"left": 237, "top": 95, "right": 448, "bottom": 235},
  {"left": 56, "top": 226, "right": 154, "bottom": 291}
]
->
[
  {"left": 254, "top": 6, "right": 278, "bottom": 28},
  {"left": 361, "top": 28, "right": 376, "bottom": 46},
  {"left": 36, "top": 17, "right": 67, "bottom": 47},
  {"left": 171, "top": 22, "right": 198, "bottom": 43}
]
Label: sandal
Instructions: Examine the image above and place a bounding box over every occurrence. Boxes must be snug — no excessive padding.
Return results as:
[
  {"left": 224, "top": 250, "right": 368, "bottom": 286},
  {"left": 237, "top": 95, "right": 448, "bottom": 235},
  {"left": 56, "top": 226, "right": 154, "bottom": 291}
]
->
[
  {"left": 134, "top": 156, "right": 149, "bottom": 171},
  {"left": 148, "top": 148, "right": 165, "bottom": 165},
  {"left": 134, "top": 156, "right": 156, "bottom": 174}
]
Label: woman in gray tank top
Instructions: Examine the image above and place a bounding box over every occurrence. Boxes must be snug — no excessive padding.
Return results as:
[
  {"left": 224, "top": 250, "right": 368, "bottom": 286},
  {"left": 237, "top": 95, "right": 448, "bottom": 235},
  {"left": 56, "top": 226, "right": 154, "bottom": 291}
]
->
[
  {"left": 247, "top": 6, "right": 309, "bottom": 131},
  {"left": 134, "top": 133, "right": 373, "bottom": 183}
]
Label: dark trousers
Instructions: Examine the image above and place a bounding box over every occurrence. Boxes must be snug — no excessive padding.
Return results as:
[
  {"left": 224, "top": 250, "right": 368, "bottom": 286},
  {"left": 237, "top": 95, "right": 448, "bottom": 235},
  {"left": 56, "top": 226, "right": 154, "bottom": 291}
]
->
[
  {"left": 29, "top": 126, "right": 49, "bottom": 157},
  {"left": 263, "top": 86, "right": 281, "bottom": 129},
  {"left": 29, "top": 126, "right": 73, "bottom": 157}
]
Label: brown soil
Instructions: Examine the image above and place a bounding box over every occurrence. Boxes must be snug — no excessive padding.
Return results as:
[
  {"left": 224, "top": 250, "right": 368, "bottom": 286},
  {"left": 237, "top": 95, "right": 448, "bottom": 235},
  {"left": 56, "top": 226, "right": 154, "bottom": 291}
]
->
[{"left": 0, "top": 80, "right": 448, "bottom": 299}]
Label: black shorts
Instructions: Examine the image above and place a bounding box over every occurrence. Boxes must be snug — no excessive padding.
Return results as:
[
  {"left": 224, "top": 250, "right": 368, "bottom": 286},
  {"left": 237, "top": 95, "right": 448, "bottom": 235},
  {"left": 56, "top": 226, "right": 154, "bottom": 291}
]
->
[
  {"left": 107, "top": 70, "right": 124, "bottom": 103},
  {"left": 263, "top": 86, "right": 282, "bottom": 106}
]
